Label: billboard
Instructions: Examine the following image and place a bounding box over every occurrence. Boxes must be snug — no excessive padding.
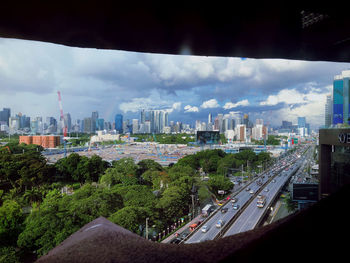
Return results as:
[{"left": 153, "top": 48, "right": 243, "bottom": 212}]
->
[
  {"left": 196, "top": 131, "right": 220, "bottom": 145},
  {"left": 292, "top": 183, "right": 319, "bottom": 202}
]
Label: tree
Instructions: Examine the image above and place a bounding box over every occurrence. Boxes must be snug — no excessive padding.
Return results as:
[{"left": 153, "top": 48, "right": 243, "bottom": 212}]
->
[
  {"left": 112, "top": 185, "right": 156, "bottom": 208},
  {"left": 84, "top": 154, "right": 108, "bottom": 182},
  {"left": 137, "top": 159, "right": 163, "bottom": 176},
  {"left": 207, "top": 175, "right": 233, "bottom": 196},
  {"left": 17, "top": 185, "right": 124, "bottom": 257},
  {"left": 109, "top": 206, "right": 149, "bottom": 234},
  {"left": 0, "top": 200, "right": 25, "bottom": 246},
  {"left": 112, "top": 158, "right": 138, "bottom": 176},
  {"left": 100, "top": 167, "right": 138, "bottom": 186},
  {"left": 156, "top": 186, "right": 189, "bottom": 224}
]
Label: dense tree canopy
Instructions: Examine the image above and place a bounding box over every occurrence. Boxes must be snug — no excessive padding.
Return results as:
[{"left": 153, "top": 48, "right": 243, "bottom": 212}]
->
[
  {"left": 0, "top": 142, "right": 276, "bottom": 261},
  {"left": 17, "top": 185, "right": 123, "bottom": 257}
]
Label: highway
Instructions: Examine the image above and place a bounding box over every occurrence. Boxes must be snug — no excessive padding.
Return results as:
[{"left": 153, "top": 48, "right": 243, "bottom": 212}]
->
[
  {"left": 184, "top": 144, "right": 310, "bottom": 244},
  {"left": 223, "top": 159, "right": 302, "bottom": 237},
  {"left": 184, "top": 174, "right": 270, "bottom": 243}
]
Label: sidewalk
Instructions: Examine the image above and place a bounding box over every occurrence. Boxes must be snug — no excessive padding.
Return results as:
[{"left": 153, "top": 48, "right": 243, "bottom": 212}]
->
[{"left": 161, "top": 214, "right": 203, "bottom": 243}]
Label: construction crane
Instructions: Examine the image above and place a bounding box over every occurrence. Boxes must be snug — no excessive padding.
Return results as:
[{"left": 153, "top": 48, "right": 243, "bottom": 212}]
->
[{"left": 57, "top": 91, "right": 67, "bottom": 157}]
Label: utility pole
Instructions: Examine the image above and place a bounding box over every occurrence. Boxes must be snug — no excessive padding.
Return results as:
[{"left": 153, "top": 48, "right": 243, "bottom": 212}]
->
[
  {"left": 146, "top": 217, "right": 149, "bottom": 240},
  {"left": 191, "top": 194, "right": 195, "bottom": 218}
]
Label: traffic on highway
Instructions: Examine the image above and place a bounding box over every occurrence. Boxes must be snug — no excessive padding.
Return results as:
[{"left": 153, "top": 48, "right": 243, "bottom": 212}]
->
[{"left": 184, "top": 144, "right": 311, "bottom": 244}]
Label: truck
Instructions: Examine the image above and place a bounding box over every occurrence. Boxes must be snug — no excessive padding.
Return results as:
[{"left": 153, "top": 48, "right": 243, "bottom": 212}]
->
[
  {"left": 201, "top": 204, "right": 213, "bottom": 217},
  {"left": 257, "top": 195, "right": 266, "bottom": 208}
]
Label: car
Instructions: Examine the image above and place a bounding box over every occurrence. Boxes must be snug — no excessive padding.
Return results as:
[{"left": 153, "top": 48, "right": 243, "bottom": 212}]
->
[
  {"left": 201, "top": 225, "right": 209, "bottom": 233},
  {"left": 170, "top": 238, "right": 182, "bottom": 244},
  {"left": 245, "top": 187, "right": 251, "bottom": 191},
  {"left": 249, "top": 190, "right": 254, "bottom": 194},
  {"left": 257, "top": 194, "right": 263, "bottom": 199},
  {"left": 180, "top": 232, "right": 189, "bottom": 239},
  {"left": 233, "top": 204, "right": 240, "bottom": 210},
  {"left": 216, "top": 219, "right": 225, "bottom": 228},
  {"left": 221, "top": 207, "right": 228, "bottom": 213},
  {"left": 231, "top": 197, "right": 238, "bottom": 203},
  {"left": 272, "top": 179, "right": 276, "bottom": 183},
  {"left": 264, "top": 188, "right": 269, "bottom": 192}
]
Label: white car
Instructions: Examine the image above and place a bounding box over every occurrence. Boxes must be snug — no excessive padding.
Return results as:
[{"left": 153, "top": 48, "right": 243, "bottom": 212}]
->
[
  {"left": 201, "top": 225, "right": 209, "bottom": 233},
  {"left": 216, "top": 220, "right": 224, "bottom": 228},
  {"left": 249, "top": 189, "right": 254, "bottom": 194}
]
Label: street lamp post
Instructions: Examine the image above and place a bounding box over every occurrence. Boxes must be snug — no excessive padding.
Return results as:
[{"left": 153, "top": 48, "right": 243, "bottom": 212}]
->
[{"left": 146, "top": 217, "right": 149, "bottom": 240}]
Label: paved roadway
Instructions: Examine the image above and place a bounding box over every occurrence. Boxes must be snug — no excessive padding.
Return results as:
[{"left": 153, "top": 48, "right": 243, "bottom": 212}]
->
[
  {"left": 184, "top": 175, "right": 268, "bottom": 243},
  {"left": 223, "top": 159, "right": 302, "bottom": 237},
  {"left": 185, "top": 144, "right": 311, "bottom": 244}
]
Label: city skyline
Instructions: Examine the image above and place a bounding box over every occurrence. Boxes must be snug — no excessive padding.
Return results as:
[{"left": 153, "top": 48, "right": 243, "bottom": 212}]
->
[{"left": 1, "top": 37, "right": 350, "bottom": 129}]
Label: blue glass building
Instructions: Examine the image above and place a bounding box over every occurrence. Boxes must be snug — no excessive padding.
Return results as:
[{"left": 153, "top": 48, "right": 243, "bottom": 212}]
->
[
  {"left": 333, "top": 70, "right": 350, "bottom": 125},
  {"left": 115, "top": 114, "right": 123, "bottom": 134},
  {"left": 297, "top": 117, "right": 306, "bottom": 128}
]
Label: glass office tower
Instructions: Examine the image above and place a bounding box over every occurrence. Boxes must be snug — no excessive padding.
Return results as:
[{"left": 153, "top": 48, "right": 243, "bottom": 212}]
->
[{"left": 333, "top": 70, "right": 350, "bottom": 125}]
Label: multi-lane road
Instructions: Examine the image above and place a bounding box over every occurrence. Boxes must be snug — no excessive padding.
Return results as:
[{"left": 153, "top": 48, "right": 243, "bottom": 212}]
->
[
  {"left": 223, "top": 159, "right": 302, "bottom": 237},
  {"left": 185, "top": 144, "right": 310, "bottom": 244}
]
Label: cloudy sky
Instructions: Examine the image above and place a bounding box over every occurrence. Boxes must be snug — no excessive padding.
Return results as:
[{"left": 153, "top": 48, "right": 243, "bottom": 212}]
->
[{"left": 1, "top": 37, "right": 350, "bottom": 130}]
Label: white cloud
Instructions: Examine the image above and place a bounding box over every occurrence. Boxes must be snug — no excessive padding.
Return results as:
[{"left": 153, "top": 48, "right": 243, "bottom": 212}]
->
[
  {"left": 119, "top": 90, "right": 180, "bottom": 113},
  {"left": 261, "top": 86, "right": 332, "bottom": 129},
  {"left": 259, "top": 87, "right": 325, "bottom": 106},
  {"left": 184, "top": 105, "right": 199, "bottom": 113},
  {"left": 223, "top": 99, "right": 250, "bottom": 109},
  {"left": 165, "top": 102, "right": 182, "bottom": 113},
  {"left": 200, "top": 98, "right": 219, "bottom": 108}
]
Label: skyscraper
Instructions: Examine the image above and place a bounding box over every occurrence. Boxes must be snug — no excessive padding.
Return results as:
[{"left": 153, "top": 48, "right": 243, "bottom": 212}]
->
[
  {"left": 140, "top": 109, "right": 146, "bottom": 124},
  {"left": 115, "top": 114, "right": 123, "bottom": 134},
  {"left": 333, "top": 70, "right": 350, "bottom": 125},
  {"left": 0, "top": 108, "right": 10, "bottom": 126},
  {"left": 297, "top": 117, "right": 306, "bottom": 128},
  {"left": 325, "top": 94, "right": 332, "bottom": 127},
  {"left": 84, "top": 117, "right": 92, "bottom": 133},
  {"left": 132, "top": 119, "right": 139, "bottom": 134},
  {"left": 91, "top": 111, "right": 98, "bottom": 133},
  {"left": 63, "top": 113, "right": 72, "bottom": 132},
  {"left": 208, "top": 113, "right": 212, "bottom": 124}
]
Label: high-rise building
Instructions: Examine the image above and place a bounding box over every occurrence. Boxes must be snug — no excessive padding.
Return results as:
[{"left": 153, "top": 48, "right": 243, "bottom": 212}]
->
[
  {"left": 84, "top": 117, "right": 92, "bottom": 133},
  {"left": 333, "top": 70, "right": 350, "bottom": 125},
  {"left": 140, "top": 109, "right": 146, "bottom": 124},
  {"left": 217, "top": 113, "right": 223, "bottom": 133},
  {"left": 46, "top": 117, "right": 57, "bottom": 133},
  {"left": 9, "top": 116, "right": 20, "bottom": 131},
  {"left": 63, "top": 113, "right": 72, "bottom": 132},
  {"left": 243, "top": 114, "right": 249, "bottom": 126},
  {"left": 297, "top": 117, "right": 306, "bottom": 128},
  {"left": 132, "top": 119, "right": 139, "bottom": 134},
  {"left": 97, "top": 118, "right": 105, "bottom": 130},
  {"left": 208, "top": 113, "right": 212, "bottom": 125},
  {"left": 235, "top": 124, "right": 246, "bottom": 142},
  {"left": 91, "top": 111, "right": 98, "bottom": 133},
  {"left": 115, "top": 114, "right": 123, "bottom": 134},
  {"left": 282, "top": 120, "right": 292, "bottom": 129},
  {"left": 0, "top": 108, "right": 10, "bottom": 126},
  {"left": 325, "top": 94, "right": 333, "bottom": 128}
]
